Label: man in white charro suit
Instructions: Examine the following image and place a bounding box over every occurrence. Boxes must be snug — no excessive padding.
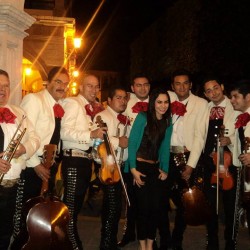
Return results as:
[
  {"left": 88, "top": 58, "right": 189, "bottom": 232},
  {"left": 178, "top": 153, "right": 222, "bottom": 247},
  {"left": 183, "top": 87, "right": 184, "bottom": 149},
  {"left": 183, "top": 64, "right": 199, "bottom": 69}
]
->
[
  {"left": 11, "top": 67, "right": 69, "bottom": 248},
  {"left": 61, "top": 74, "right": 106, "bottom": 250},
  {"left": 94, "top": 86, "right": 130, "bottom": 250},
  {"left": 162, "top": 69, "right": 208, "bottom": 250},
  {"left": 0, "top": 69, "right": 40, "bottom": 249},
  {"left": 201, "top": 77, "right": 239, "bottom": 250},
  {"left": 230, "top": 80, "right": 250, "bottom": 239}
]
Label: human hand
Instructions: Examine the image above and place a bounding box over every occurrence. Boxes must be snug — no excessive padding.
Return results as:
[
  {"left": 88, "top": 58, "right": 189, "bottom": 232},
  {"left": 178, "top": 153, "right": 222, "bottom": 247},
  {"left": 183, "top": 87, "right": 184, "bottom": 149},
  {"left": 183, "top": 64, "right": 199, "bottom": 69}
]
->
[
  {"left": 239, "top": 153, "right": 250, "bottom": 167},
  {"left": 158, "top": 169, "right": 168, "bottom": 181},
  {"left": 219, "top": 137, "right": 231, "bottom": 147},
  {"left": 119, "top": 136, "right": 128, "bottom": 148},
  {"left": 0, "top": 153, "right": 11, "bottom": 174},
  {"left": 130, "top": 168, "right": 146, "bottom": 187},
  {"left": 13, "top": 144, "right": 26, "bottom": 158},
  {"left": 34, "top": 164, "right": 50, "bottom": 181},
  {"left": 181, "top": 165, "right": 193, "bottom": 180},
  {"left": 91, "top": 127, "right": 107, "bottom": 140}
]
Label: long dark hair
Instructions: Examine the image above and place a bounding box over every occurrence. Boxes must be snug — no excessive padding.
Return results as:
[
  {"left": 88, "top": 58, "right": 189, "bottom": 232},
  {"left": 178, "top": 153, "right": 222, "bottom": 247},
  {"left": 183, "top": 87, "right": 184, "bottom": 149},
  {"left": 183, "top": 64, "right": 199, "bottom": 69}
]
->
[{"left": 145, "top": 88, "right": 171, "bottom": 155}]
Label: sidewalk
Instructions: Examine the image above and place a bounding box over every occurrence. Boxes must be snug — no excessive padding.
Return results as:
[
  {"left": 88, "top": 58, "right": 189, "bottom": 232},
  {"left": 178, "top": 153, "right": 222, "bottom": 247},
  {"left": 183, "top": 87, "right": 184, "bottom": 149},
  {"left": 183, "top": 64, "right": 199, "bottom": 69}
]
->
[{"left": 78, "top": 214, "right": 250, "bottom": 250}]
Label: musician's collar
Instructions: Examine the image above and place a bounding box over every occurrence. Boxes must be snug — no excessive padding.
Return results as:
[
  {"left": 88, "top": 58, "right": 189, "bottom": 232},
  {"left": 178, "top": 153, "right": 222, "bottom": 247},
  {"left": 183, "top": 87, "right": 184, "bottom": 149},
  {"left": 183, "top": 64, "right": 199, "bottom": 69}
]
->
[
  {"left": 178, "top": 96, "right": 189, "bottom": 105},
  {"left": 212, "top": 97, "right": 226, "bottom": 108},
  {"left": 245, "top": 107, "right": 250, "bottom": 115},
  {"left": 107, "top": 105, "right": 120, "bottom": 116},
  {"left": 136, "top": 96, "right": 149, "bottom": 103}
]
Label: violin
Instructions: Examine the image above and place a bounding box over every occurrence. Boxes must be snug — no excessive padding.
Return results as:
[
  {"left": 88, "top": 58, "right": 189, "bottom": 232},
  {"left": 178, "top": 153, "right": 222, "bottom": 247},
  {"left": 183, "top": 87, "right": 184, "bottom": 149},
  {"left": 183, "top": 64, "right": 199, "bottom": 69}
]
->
[
  {"left": 95, "top": 115, "right": 130, "bottom": 206},
  {"left": 96, "top": 115, "right": 120, "bottom": 184},
  {"left": 210, "top": 125, "right": 234, "bottom": 190}
]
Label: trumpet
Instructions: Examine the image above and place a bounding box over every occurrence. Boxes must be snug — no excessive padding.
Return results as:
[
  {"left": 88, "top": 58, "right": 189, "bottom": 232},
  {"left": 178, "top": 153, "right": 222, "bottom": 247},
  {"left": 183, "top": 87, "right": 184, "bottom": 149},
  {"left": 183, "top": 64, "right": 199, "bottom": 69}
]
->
[{"left": 0, "top": 115, "right": 27, "bottom": 184}]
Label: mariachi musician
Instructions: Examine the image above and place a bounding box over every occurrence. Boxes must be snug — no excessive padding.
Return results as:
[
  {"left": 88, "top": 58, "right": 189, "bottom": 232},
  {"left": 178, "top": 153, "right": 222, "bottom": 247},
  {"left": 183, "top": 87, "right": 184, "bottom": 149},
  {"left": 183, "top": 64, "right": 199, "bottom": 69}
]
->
[
  {"left": 163, "top": 70, "right": 208, "bottom": 250},
  {"left": 10, "top": 67, "right": 69, "bottom": 249},
  {"left": 61, "top": 74, "right": 106, "bottom": 250},
  {"left": 231, "top": 80, "right": 250, "bottom": 238},
  {"left": 202, "top": 76, "right": 239, "bottom": 250},
  {"left": 93, "top": 86, "right": 130, "bottom": 250},
  {"left": 0, "top": 69, "right": 40, "bottom": 249}
]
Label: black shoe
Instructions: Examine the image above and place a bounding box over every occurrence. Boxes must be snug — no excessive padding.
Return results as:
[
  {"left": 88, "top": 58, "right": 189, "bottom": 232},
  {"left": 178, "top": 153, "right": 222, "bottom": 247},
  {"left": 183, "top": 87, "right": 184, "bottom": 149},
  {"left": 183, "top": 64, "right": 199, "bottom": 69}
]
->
[
  {"left": 172, "top": 246, "right": 183, "bottom": 250},
  {"left": 206, "top": 242, "right": 219, "bottom": 250},
  {"left": 117, "top": 236, "right": 135, "bottom": 247},
  {"left": 153, "top": 240, "right": 158, "bottom": 250},
  {"left": 225, "top": 240, "right": 236, "bottom": 250},
  {"left": 159, "top": 245, "right": 171, "bottom": 250}
]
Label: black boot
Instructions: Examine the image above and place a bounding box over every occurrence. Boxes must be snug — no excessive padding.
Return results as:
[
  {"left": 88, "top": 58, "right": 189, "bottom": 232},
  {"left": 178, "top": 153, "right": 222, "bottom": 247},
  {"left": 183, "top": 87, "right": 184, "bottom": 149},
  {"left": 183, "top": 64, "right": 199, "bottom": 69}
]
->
[
  {"left": 225, "top": 240, "right": 236, "bottom": 250},
  {"left": 117, "top": 234, "right": 136, "bottom": 247}
]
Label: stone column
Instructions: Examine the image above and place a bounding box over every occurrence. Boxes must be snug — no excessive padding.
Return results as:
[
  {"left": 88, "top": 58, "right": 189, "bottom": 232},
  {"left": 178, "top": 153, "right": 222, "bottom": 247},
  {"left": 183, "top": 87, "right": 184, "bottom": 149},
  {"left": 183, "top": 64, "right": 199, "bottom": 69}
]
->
[{"left": 0, "top": 0, "right": 35, "bottom": 105}]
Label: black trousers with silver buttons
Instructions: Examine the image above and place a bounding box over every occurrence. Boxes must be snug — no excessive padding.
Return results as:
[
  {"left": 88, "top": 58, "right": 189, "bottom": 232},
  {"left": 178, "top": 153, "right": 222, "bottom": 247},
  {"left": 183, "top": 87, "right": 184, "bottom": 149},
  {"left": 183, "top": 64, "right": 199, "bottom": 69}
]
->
[{"left": 62, "top": 156, "right": 92, "bottom": 250}]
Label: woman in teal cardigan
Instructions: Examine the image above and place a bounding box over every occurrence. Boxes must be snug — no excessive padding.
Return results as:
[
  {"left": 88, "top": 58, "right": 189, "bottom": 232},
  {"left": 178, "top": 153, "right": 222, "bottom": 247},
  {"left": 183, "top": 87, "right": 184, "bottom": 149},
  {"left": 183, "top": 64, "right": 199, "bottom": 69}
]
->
[{"left": 126, "top": 88, "right": 172, "bottom": 250}]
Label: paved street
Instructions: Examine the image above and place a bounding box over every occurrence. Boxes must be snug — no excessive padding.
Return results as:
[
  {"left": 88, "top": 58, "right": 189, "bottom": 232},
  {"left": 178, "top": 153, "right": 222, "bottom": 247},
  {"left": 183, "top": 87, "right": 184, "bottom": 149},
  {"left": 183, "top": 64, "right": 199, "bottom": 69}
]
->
[{"left": 78, "top": 213, "right": 250, "bottom": 250}]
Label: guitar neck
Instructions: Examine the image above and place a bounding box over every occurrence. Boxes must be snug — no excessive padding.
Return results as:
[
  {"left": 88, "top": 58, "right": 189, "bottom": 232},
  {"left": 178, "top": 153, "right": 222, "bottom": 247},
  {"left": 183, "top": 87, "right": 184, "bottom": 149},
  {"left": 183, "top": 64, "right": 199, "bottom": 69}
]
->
[{"left": 40, "top": 181, "right": 49, "bottom": 196}]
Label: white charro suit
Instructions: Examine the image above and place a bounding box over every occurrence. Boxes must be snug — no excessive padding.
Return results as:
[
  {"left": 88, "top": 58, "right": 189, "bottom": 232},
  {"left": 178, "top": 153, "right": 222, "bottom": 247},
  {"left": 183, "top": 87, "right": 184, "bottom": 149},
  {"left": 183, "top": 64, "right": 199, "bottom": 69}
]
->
[
  {"left": 61, "top": 94, "right": 93, "bottom": 151},
  {"left": 20, "top": 89, "right": 60, "bottom": 168},
  {"left": 168, "top": 91, "right": 208, "bottom": 168},
  {"left": 203, "top": 96, "right": 240, "bottom": 153},
  {"left": 12, "top": 89, "right": 61, "bottom": 241},
  {"left": 2, "top": 104, "right": 40, "bottom": 180}
]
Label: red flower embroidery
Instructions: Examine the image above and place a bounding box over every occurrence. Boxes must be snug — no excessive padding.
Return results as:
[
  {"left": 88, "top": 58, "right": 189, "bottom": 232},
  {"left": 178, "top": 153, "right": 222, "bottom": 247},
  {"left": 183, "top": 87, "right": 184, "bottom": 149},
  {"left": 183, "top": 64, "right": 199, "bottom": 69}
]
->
[
  {"left": 117, "top": 114, "right": 131, "bottom": 126},
  {"left": 53, "top": 104, "right": 65, "bottom": 118},
  {"left": 0, "top": 107, "right": 16, "bottom": 124},
  {"left": 171, "top": 101, "right": 187, "bottom": 116},
  {"left": 235, "top": 113, "right": 250, "bottom": 128},
  {"left": 132, "top": 102, "right": 148, "bottom": 113},
  {"left": 85, "top": 102, "right": 104, "bottom": 120}
]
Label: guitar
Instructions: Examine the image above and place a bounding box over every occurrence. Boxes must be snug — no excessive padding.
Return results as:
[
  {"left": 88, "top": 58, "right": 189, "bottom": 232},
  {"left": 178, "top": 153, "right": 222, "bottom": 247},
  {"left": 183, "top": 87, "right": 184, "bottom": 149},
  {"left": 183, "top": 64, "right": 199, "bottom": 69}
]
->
[
  {"left": 12, "top": 145, "right": 72, "bottom": 250},
  {"left": 174, "top": 153, "right": 212, "bottom": 226},
  {"left": 243, "top": 137, "right": 250, "bottom": 208}
]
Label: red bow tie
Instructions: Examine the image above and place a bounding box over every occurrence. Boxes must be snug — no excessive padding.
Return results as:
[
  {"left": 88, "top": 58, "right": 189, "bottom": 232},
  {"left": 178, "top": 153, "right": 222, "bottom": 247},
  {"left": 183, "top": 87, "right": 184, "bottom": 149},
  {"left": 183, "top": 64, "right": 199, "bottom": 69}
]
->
[
  {"left": 117, "top": 114, "right": 130, "bottom": 126},
  {"left": 171, "top": 101, "right": 187, "bottom": 116},
  {"left": 0, "top": 107, "right": 16, "bottom": 124},
  {"left": 235, "top": 112, "right": 250, "bottom": 128},
  {"left": 209, "top": 106, "right": 225, "bottom": 120},
  {"left": 53, "top": 104, "right": 64, "bottom": 118},
  {"left": 132, "top": 102, "right": 148, "bottom": 113},
  {"left": 85, "top": 102, "right": 104, "bottom": 120}
]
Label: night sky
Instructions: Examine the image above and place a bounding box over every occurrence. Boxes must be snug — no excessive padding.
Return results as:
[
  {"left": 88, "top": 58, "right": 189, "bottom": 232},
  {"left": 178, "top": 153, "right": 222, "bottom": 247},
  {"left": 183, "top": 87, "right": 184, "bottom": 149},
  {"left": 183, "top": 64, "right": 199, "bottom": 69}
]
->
[{"left": 71, "top": 0, "right": 175, "bottom": 72}]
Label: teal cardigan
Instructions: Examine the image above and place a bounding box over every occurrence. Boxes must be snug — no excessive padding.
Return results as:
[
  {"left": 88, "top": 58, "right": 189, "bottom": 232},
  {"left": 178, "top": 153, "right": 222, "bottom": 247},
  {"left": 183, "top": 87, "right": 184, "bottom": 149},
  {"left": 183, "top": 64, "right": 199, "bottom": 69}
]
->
[{"left": 124, "top": 112, "right": 172, "bottom": 173}]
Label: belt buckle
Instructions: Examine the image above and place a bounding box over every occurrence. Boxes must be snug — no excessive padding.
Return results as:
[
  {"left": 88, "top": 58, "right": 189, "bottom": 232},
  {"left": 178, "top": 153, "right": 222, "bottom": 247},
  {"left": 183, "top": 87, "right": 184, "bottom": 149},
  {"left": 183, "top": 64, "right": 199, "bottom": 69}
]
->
[
  {"left": 171, "top": 146, "right": 184, "bottom": 154},
  {"left": 65, "top": 149, "right": 72, "bottom": 156},
  {"left": 87, "top": 153, "right": 92, "bottom": 160},
  {"left": 1, "top": 179, "right": 18, "bottom": 188}
]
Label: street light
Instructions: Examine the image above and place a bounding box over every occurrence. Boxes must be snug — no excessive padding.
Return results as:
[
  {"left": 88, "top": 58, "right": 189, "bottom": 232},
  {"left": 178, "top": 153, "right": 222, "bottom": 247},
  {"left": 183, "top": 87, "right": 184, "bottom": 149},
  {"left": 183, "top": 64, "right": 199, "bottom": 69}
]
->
[{"left": 73, "top": 38, "right": 82, "bottom": 49}]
